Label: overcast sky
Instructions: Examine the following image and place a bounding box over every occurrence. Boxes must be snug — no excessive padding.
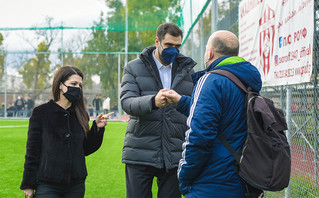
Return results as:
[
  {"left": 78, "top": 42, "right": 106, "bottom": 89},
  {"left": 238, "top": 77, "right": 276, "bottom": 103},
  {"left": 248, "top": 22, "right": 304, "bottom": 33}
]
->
[
  {"left": 0, "top": 0, "right": 109, "bottom": 51},
  {"left": 0, "top": 0, "right": 107, "bottom": 27},
  {"left": 0, "top": 0, "right": 109, "bottom": 76}
]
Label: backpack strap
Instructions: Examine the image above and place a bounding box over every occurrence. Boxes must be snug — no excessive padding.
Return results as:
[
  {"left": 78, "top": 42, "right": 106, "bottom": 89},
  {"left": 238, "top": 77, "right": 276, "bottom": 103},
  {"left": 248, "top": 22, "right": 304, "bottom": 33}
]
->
[
  {"left": 209, "top": 69, "right": 248, "bottom": 164},
  {"left": 209, "top": 69, "right": 248, "bottom": 94},
  {"left": 216, "top": 133, "right": 241, "bottom": 163},
  {"left": 210, "top": 70, "right": 265, "bottom": 196}
]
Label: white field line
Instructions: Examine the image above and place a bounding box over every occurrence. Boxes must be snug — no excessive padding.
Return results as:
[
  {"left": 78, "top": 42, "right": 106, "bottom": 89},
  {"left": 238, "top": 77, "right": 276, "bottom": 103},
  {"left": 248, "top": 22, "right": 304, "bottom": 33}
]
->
[
  {"left": 0, "top": 125, "right": 28, "bottom": 128},
  {"left": 0, "top": 121, "right": 125, "bottom": 129}
]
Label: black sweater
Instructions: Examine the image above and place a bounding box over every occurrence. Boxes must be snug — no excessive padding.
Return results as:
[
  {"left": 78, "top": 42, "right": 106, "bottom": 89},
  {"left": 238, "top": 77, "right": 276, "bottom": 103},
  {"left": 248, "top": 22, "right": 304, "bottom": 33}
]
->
[{"left": 21, "top": 100, "right": 105, "bottom": 189}]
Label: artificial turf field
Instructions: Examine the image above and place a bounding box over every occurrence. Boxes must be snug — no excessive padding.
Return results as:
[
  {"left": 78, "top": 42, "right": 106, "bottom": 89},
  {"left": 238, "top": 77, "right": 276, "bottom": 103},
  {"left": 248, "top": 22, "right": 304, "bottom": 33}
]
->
[{"left": 0, "top": 119, "right": 158, "bottom": 197}]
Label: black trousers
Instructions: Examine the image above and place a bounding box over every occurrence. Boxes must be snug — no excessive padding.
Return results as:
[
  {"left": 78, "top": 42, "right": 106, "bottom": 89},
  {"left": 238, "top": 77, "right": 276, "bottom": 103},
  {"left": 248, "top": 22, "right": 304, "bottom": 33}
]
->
[
  {"left": 34, "top": 180, "right": 85, "bottom": 198},
  {"left": 125, "top": 164, "right": 181, "bottom": 198}
]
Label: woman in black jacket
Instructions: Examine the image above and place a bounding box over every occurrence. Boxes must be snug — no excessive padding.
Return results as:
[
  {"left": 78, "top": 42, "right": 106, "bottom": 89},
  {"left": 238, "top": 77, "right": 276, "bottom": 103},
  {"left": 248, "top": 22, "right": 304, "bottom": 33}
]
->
[{"left": 21, "top": 65, "right": 113, "bottom": 198}]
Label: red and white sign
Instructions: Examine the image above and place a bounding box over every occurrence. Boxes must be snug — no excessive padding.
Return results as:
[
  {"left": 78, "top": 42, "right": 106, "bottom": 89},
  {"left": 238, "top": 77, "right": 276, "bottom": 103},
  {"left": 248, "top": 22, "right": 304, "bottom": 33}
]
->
[{"left": 239, "top": 0, "right": 314, "bottom": 86}]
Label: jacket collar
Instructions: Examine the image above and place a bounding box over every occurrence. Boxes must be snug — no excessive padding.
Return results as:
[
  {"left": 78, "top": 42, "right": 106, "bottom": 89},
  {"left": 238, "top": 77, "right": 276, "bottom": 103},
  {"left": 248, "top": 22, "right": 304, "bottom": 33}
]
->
[
  {"left": 140, "top": 46, "right": 196, "bottom": 71},
  {"left": 191, "top": 56, "right": 245, "bottom": 84},
  {"left": 191, "top": 56, "right": 229, "bottom": 84},
  {"left": 140, "top": 46, "right": 197, "bottom": 89},
  {"left": 49, "top": 99, "right": 75, "bottom": 113}
]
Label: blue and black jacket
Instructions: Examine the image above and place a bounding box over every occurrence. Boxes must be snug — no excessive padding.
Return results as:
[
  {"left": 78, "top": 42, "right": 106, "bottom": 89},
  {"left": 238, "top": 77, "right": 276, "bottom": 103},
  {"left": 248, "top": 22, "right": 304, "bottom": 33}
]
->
[{"left": 177, "top": 56, "right": 262, "bottom": 197}]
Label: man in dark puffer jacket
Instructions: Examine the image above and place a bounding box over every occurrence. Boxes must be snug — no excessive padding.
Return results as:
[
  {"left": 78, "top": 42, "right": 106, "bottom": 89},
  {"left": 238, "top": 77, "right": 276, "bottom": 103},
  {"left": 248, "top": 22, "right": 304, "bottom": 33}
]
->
[{"left": 120, "top": 22, "right": 196, "bottom": 198}]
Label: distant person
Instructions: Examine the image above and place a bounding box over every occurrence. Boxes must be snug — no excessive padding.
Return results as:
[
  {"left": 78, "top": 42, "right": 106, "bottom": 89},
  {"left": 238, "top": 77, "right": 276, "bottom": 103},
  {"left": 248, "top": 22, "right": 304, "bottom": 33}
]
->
[
  {"left": 15, "top": 96, "right": 25, "bottom": 111},
  {"left": 120, "top": 22, "right": 196, "bottom": 198},
  {"left": 26, "top": 96, "right": 35, "bottom": 117},
  {"left": 0, "top": 103, "right": 3, "bottom": 116},
  {"left": 7, "top": 102, "right": 16, "bottom": 117},
  {"left": 163, "top": 30, "right": 262, "bottom": 197},
  {"left": 20, "top": 66, "right": 114, "bottom": 198},
  {"left": 110, "top": 104, "right": 118, "bottom": 119},
  {"left": 92, "top": 95, "right": 102, "bottom": 116},
  {"left": 88, "top": 104, "right": 94, "bottom": 117},
  {"left": 103, "top": 97, "right": 110, "bottom": 114}
]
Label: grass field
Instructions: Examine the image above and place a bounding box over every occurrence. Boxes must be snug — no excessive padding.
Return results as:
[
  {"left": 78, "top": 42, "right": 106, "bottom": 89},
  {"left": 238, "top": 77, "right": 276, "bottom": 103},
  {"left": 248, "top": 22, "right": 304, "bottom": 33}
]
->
[
  {"left": 0, "top": 119, "right": 158, "bottom": 197},
  {"left": 3, "top": 119, "right": 314, "bottom": 198}
]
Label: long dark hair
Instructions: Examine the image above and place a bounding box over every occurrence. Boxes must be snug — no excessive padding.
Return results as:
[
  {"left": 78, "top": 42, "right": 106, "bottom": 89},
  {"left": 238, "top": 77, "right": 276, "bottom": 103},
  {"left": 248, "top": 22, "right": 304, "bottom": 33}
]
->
[{"left": 52, "top": 65, "right": 89, "bottom": 134}]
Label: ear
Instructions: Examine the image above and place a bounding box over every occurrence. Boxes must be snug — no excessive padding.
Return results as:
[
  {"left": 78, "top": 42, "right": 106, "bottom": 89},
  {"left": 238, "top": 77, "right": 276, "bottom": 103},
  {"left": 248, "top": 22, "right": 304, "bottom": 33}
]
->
[
  {"left": 209, "top": 48, "right": 214, "bottom": 60},
  {"left": 155, "top": 36, "right": 160, "bottom": 46},
  {"left": 205, "top": 47, "right": 213, "bottom": 62}
]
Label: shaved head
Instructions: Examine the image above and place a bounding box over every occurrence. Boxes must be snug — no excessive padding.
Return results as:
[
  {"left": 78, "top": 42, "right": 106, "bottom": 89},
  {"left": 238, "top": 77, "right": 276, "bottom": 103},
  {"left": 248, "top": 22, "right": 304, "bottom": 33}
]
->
[{"left": 207, "top": 30, "right": 239, "bottom": 56}]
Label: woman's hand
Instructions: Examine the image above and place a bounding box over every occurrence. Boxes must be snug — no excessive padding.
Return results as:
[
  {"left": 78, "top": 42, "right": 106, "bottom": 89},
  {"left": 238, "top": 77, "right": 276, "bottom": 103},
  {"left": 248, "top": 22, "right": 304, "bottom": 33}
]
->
[
  {"left": 96, "top": 112, "right": 114, "bottom": 129},
  {"left": 22, "top": 189, "right": 34, "bottom": 198}
]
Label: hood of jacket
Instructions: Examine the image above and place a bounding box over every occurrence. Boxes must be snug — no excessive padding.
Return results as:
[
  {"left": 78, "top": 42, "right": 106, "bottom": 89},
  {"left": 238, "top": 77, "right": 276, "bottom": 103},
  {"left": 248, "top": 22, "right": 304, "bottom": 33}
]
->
[{"left": 192, "top": 56, "right": 262, "bottom": 92}]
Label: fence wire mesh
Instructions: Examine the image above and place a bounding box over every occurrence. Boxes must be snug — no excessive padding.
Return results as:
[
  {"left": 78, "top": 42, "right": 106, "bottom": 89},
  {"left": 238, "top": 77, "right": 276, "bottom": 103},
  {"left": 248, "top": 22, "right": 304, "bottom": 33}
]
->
[
  {"left": 180, "top": 0, "right": 319, "bottom": 197},
  {"left": 0, "top": 52, "right": 140, "bottom": 121},
  {"left": 0, "top": 0, "right": 318, "bottom": 197}
]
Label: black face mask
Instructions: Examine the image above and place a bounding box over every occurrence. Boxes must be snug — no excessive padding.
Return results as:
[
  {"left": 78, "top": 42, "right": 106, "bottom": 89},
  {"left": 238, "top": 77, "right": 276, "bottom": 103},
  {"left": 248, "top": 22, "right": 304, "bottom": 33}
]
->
[{"left": 62, "top": 83, "right": 82, "bottom": 103}]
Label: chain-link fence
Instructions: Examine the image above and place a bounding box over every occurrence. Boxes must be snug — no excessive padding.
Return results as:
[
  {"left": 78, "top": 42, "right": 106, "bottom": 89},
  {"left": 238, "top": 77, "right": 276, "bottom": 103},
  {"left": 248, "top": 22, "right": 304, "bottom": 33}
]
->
[
  {"left": 0, "top": 0, "right": 318, "bottom": 197},
  {"left": 180, "top": 0, "right": 319, "bottom": 197},
  {"left": 0, "top": 51, "right": 139, "bottom": 121}
]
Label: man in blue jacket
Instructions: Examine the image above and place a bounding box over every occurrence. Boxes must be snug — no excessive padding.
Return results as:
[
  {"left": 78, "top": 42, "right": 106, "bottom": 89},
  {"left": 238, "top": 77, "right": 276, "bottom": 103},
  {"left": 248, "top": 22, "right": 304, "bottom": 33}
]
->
[{"left": 163, "top": 30, "right": 262, "bottom": 197}]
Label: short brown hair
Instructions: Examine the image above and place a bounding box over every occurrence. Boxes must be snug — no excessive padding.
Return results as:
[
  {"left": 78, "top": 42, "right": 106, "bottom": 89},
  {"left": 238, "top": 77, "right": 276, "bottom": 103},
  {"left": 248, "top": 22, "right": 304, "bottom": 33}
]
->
[{"left": 156, "top": 22, "right": 183, "bottom": 41}]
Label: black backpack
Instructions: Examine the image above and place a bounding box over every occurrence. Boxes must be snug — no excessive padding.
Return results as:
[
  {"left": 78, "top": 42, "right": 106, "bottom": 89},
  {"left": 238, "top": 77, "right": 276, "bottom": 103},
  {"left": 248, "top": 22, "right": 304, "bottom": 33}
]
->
[{"left": 210, "top": 69, "right": 291, "bottom": 197}]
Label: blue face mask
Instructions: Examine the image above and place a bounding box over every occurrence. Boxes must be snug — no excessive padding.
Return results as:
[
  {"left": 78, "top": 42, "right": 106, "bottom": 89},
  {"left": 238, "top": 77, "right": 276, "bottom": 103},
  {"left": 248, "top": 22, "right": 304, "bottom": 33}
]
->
[{"left": 158, "top": 42, "right": 180, "bottom": 64}]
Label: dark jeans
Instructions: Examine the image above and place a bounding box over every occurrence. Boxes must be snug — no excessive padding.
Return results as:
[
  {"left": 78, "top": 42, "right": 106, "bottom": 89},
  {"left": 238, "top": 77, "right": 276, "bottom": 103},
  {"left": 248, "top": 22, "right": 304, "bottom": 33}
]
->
[
  {"left": 125, "top": 164, "right": 181, "bottom": 198},
  {"left": 35, "top": 180, "right": 85, "bottom": 198}
]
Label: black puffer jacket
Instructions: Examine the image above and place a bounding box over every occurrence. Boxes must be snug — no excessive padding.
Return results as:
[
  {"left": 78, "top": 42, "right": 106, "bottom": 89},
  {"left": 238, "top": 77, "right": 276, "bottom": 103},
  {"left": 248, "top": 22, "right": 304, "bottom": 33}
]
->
[
  {"left": 120, "top": 46, "right": 196, "bottom": 170},
  {"left": 20, "top": 100, "right": 104, "bottom": 190}
]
